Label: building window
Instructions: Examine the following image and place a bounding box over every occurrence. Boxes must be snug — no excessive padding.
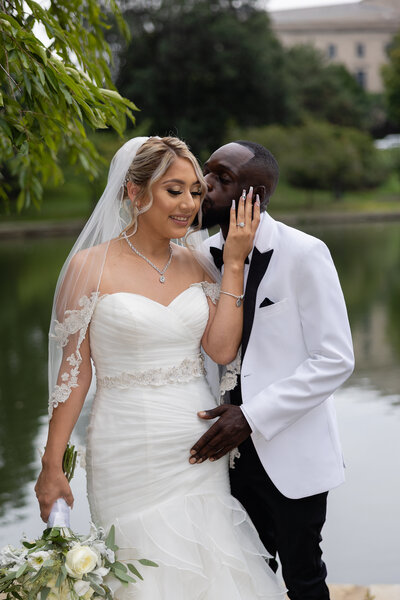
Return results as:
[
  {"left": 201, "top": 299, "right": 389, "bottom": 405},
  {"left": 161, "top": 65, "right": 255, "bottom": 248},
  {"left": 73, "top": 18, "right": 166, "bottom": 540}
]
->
[
  {"left": 356, "top": 42, "right": 365, "bottom": 58},
  {"left": 355, "top": 70, "right": 367, "bottom": 89},
  {"left": 327, "top": 43, "right": 336, "bottom": 58}
]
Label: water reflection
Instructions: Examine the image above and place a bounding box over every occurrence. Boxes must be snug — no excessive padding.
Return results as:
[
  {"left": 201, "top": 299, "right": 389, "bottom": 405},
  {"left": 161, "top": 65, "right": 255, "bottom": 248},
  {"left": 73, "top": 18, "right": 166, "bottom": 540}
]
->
[
  {"left": 0, "top": 238, "right": 74, "bottom": 519},
  {"left": 304, "top": 222, "right": 400, "bottom": 398},
  {"left": 0, "top": 222, "right": 399, "bottom": 582}
]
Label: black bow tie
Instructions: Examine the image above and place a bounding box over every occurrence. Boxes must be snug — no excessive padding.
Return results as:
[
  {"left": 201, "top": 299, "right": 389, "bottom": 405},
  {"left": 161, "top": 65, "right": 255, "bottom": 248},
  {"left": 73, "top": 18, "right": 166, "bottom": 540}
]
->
[{"left": 210, "top": 246, "right": 249, "bottom": 271}]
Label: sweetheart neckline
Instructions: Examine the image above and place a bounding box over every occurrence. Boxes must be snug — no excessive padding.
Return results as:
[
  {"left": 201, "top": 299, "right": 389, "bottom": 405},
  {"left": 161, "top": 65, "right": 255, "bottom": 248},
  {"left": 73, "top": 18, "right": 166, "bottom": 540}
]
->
[{"left": 97, "top": 282, "right": 206, "bottom": 309}]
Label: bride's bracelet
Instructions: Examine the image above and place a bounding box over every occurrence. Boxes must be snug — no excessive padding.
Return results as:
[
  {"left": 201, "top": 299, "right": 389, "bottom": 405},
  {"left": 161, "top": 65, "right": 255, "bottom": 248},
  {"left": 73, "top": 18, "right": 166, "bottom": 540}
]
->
[{"left": 220, "top": 290, "right": 245, "bottom": 307}]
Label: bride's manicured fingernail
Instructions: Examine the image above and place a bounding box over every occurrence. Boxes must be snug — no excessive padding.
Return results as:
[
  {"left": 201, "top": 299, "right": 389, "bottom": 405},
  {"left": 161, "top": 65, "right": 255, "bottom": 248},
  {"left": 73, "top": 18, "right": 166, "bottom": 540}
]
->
[
  {"left": 241, "top": 189, "right": 246, "bottom": 200},
  {"left": 249, "top": 186, "right": 254, "bottom": 197},
  {"left": 189, "top": 457, "right": 196, "bottom": 464},
  {"left": 190, "top": 449, "right": 196, "bottom": 455},
  {"left": 231, "top": 199, "right": 235, "bottom": 210},
  {"left": 256, "top": 194, "right": 260, "bottom": 206}
]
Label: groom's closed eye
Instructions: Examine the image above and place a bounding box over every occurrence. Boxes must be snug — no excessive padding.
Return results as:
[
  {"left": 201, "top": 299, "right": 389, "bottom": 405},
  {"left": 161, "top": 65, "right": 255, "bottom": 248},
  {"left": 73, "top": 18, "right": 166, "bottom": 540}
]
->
[{"left": 259, "top": 297, "right": 274, "bottom": 308}]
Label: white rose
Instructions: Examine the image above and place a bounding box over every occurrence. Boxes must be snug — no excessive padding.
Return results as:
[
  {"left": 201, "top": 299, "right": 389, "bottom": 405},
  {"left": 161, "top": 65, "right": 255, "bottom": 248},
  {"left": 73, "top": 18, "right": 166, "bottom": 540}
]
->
[{"left": 65, "top": 545, "right": 98, "bottom": 578}]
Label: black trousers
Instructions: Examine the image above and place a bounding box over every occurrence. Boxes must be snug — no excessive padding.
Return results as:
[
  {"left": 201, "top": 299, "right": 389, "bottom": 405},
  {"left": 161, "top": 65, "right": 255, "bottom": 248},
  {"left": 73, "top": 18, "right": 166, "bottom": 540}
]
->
[{"left": 230, "top": 437, "right": 330, "bottom": 600}]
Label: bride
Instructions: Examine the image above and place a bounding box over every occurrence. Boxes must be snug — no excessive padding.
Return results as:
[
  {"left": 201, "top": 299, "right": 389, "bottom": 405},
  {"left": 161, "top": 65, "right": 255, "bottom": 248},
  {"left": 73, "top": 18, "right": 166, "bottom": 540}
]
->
[{"left": 35, "top": 136, "right": 285, "bottom": 599}]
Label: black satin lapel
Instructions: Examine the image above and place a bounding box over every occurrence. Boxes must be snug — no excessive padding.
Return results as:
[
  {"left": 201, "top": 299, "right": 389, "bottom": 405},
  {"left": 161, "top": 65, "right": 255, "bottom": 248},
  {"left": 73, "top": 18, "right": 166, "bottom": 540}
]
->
[
  {"left": 242, "top": 248, "right": 274, "bottom": 359},
  {"left": 210, "top": 246, "right": 224, "bottom": 271},
  {"left": 210, "top": 245, "right": 249, "bottom": 271}
]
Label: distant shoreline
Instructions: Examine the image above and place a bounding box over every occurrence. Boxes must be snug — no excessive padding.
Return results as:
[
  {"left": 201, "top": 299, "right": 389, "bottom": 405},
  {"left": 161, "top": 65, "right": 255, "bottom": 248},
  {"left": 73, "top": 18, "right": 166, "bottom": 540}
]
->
[{"left": 1, "top": 211, "right": 400, "bottom": 240}]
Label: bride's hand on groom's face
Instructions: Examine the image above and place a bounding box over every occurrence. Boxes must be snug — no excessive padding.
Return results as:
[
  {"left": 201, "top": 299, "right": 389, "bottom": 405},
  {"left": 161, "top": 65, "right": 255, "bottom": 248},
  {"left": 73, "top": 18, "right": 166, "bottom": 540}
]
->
[
  {"left": 189, "top": 405, "right": 251, "bottom": 464},
  {"left": 223, "top": 187, "right": 260, "bottom": 268}
]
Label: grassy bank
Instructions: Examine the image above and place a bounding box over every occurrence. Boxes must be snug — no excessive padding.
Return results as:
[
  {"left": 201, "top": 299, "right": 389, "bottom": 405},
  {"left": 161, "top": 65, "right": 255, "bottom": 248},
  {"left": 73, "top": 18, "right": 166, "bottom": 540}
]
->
[{"left": 272, "top": 174, "right": 400, "bottom": 214}]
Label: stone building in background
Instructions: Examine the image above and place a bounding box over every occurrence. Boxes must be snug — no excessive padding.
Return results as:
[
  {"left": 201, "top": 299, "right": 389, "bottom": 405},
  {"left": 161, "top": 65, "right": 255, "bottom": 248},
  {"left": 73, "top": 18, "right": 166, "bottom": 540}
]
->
[{"left": 270, "top": 0, "right": 400, "bottom": 92}]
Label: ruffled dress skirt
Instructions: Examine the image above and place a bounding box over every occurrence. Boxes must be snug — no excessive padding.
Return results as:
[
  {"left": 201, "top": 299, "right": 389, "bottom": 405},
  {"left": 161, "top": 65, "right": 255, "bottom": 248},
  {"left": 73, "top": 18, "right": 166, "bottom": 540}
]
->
[{"left": 85, "top": 288, "right": 286, "bottom": 599}]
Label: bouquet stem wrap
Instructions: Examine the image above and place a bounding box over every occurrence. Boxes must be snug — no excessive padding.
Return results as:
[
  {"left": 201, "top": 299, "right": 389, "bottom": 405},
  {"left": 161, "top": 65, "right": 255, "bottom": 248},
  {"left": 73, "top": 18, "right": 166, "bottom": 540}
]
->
[{"left": 47, "top": 498, "right": 71, "bottom": 528}]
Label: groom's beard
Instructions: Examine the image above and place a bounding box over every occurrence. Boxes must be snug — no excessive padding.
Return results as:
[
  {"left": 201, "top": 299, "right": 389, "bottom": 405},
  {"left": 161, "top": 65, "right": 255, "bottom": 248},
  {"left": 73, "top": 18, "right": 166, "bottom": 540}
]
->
[{"left": 201, "top": 201, "right": 231, "bottom": 230}]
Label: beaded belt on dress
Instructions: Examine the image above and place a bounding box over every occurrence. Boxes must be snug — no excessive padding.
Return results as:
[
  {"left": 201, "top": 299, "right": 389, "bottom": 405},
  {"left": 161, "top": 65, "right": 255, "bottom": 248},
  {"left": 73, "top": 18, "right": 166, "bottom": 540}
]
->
[{"left": 96, "top": 354, "right": 206, "bottom": 389}]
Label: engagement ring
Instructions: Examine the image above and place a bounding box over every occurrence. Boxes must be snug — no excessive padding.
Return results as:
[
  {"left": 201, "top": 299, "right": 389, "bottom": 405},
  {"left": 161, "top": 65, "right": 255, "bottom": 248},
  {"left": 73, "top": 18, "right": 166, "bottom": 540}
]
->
[{"left": 238, "top": 222, "right": 245, "bottom": 228}]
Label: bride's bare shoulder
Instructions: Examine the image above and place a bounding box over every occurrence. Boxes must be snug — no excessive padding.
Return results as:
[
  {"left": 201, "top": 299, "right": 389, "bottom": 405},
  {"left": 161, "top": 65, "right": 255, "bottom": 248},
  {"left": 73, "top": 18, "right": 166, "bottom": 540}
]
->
[
  {"left": 69, "top": 240, "right": 116, "bottom": 266},
  {"left": 171, "top": 243, "right": 193, "bottom": 261},
  {"left": 171, "top": 243, "right": 214, "bottom": 282},
  {"left": 64, "top": 241, "right": 115, "bottom": 288}
]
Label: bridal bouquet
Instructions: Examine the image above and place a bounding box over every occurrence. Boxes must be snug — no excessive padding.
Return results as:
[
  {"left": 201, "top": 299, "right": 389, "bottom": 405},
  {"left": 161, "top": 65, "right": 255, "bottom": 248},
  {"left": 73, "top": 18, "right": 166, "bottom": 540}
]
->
[
  {"left": 0, "top": 523, "right": 157, "bottom": 600},
  {"left": 0, "top": 445, "right": 157, "bottom": 600}
]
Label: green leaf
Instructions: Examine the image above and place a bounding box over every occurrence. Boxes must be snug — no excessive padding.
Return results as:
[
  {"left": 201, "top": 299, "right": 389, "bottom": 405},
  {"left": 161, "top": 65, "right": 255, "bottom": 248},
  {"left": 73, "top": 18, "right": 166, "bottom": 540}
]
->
[
  {"left": 138, "top": 559, "right": 159, "bottom": 568},
  {"left": 113, "top": 571, "right": 134, "bottom": 585},
  {"left": 127, "top": 563, "right": 143, "bottom": 581},
  {"left": 105, "top": 525, "right": 116, "bottom": 550},
  {"left": 112, "top": 562, "right": 127, "bottom": 573},
  {"left": 41, "top": 588, "right": 50, "bottom": 600},
  {"left": 33, "top": 43, "right": 48, "bottom": 66},
  {"left": 88, "top": 581, "right": 105, "bottom": 596},
  {"left": 22, "top": 71, "right": 32, "bottom": 97},
  {"left": 55, "top": 569, "right": 65, "bottom": 588},
  {"left": 0, "top": 572, "right": 17, "bottom": 583},
  {"left": 15, "top": 563, "right": 28, "bottom": 578}
]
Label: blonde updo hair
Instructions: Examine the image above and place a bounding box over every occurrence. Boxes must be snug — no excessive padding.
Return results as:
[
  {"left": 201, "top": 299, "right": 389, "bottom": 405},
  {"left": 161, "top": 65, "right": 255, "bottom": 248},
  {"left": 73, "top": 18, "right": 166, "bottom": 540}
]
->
[{"left": 122, "top": 136, "right": 207, "bottom": 236}]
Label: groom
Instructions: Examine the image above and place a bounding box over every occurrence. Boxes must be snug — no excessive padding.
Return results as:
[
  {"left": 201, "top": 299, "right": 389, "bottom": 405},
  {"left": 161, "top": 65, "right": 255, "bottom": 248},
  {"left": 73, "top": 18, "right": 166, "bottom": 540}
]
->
[{"left": 190, "top": 141, "right": 354, "bottom": 599}]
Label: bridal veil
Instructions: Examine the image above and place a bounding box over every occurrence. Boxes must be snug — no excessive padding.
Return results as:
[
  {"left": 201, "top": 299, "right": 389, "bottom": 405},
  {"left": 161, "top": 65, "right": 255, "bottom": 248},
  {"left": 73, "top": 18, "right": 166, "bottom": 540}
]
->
[{"left": 47, "top": 136, "right": 219, "bottom": 419}]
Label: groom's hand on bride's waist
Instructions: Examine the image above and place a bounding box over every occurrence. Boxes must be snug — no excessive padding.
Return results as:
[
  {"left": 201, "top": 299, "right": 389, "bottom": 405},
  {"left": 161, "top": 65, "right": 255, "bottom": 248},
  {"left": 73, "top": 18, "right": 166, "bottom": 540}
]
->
[{"left": 189, "top": 405, "right": 251, "bottom": 463}]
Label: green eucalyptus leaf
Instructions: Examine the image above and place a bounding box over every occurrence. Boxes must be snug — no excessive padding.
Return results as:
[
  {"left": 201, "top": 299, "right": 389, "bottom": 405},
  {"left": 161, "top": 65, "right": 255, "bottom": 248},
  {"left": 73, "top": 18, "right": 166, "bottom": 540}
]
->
[
  {"left": 126, "top": 563, "right": 143, "bottom": 581},
  {"left": 105, "top": 526, "right": 115, "bottom": 550},
  {"left": 112, "top": 562, "right": 127, "bottom": 573},
  {"left": 15, "top": 563, "right": 28, "bottom": 578},
  {"left": 138, "top": 559, "right": 159, "bottom": 568},
  {"left": 41, "top": 588, "right": 50, "bottom": 600},
  {"left": 89, "top": 581, "right": 105, "bottom": 596},
  {"left": 113, "top": 571, "right": 133, "bottom": 585}
]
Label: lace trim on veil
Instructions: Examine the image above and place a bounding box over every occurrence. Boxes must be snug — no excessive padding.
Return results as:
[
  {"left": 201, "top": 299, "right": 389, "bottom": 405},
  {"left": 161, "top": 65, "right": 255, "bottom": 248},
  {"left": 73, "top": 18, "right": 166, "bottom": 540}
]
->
[{"left": 48, "top": 292, "right": 100, "bottom": 418}]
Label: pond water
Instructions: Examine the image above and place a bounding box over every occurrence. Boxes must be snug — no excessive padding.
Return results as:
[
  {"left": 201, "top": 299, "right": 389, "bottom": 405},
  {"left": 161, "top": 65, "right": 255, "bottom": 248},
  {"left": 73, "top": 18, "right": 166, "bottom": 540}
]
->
[{"left": 0, "top": 221, "right": 399, "bottom": 584}]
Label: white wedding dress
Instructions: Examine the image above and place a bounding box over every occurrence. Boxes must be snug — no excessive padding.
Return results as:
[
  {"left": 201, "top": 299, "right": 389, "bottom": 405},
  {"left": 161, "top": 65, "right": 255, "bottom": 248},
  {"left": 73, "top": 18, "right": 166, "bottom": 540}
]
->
[{"left": 85, "top": 282, "right": 285, "bottom": 600}]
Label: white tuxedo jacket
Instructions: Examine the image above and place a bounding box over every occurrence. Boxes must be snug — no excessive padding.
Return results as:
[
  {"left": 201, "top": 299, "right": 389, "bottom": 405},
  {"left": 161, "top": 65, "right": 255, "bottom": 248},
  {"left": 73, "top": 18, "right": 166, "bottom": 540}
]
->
[{"left": 204, "top": 212, "right": 354, "bottom": 499}]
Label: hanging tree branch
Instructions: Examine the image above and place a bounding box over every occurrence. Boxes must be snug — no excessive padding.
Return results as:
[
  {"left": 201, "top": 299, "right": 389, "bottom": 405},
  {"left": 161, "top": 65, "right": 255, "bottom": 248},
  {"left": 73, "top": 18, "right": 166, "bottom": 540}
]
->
[{"left": 0, "top": 0, "right": 138, "bottom": 211}]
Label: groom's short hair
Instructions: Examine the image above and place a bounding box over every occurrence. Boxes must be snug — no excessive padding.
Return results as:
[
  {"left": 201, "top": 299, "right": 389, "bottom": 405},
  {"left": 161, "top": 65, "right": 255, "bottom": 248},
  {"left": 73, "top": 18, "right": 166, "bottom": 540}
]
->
[{"left": 235, "top": 140, "right": 279, "bottom": 199}]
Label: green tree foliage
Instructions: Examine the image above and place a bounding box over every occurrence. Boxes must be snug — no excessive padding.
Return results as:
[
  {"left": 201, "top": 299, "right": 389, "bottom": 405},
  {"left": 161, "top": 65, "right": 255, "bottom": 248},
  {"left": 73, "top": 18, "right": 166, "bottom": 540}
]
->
[
  {"left": 116, "top": 0, "right": 288, "bottom": 157},
  {"left": 382, "top": 31, "right": 400, "bottom": 127},
  {"left": 228, "top": 121, "right": 389, "bottom": 197},
  {"left": 284, "top": 44, "right": 374, "bottom": 130},
  {"left": 0, "top": 0, "right": 138, "bottom": 212}
]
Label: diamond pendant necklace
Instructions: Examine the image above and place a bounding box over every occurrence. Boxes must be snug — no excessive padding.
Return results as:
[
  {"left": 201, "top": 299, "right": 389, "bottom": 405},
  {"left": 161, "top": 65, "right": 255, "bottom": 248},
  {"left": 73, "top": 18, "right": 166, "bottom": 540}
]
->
[{"left": 123, "top": 232, "right": 173, "bottom": 284}]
